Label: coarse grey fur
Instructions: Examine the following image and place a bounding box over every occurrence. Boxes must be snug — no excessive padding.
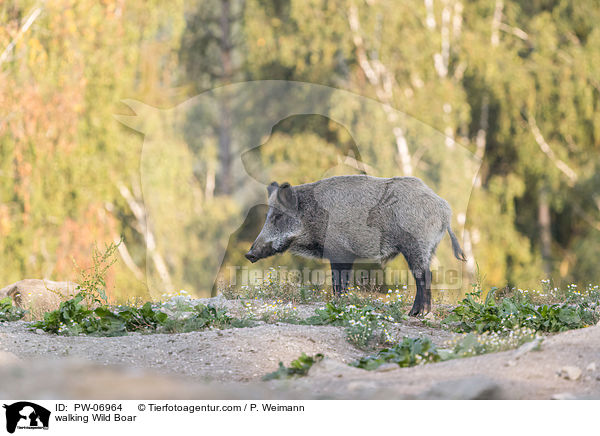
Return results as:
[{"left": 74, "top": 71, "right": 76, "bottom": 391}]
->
[{"left": 245, "top": 175, "right": 466, "bottom": 316}]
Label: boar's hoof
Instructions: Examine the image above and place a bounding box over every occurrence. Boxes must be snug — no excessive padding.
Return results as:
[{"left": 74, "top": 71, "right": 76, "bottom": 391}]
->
[
  {"left": 408, "top": 306, "right": 423, "bottom": 317},
  {"left": 408, "top": 303, "right": 431, "bottom": 317}
]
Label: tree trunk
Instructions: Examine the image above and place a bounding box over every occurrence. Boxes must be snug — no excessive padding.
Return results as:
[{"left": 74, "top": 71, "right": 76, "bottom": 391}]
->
[
  {"left": 538, "top": 186, "right": 552, "bottom": 277},
  {"left": 217, "top": 0, "right": 233, "bottom": 195}
]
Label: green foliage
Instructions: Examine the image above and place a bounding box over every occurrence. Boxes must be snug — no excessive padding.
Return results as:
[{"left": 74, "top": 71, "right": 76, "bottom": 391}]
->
[
  {"left": 74, "top": 241, "right": 120, "bottom": 306},
  {"left": 0, "top": 1, "right": 184, "bottom": 298},
  {"left": 305, "top": 302, "right": 347, "bottom": 326},
  {"left": 31, "top": 241, "right": 254, "bottom": 335},
  {"left": 443, "top": 286, "right": 599, "bottom": 333},
  {"left": 381, "top": 299, "right": 409, "bottom": 323},
  {"left": 351, "top": 337, "right": 440, "bottom": 370},
  {"left": 222, "top": 268, "right": 327, "bottom": 304},
  {"left": 32, "top": 293, "right": 102, "bottom": 335},
  {"left": 0, "top": 297, "right": 26, "bottom": 322},
  {"left": 352, "top": 329, "right": 541, "bottom": 371},
  {"left": 442, "top": 329, "right": 540, "bottom": 360},
  {"left": 263, "top": 353, "right": 324, "bottom": 381},
  {"left": 225, "top": 274, "right": 409, "bottom": 339},
  {"left": 159, "top": 301, "right": 254, "bottom": 333},
  {"left": 306, "top": 301, "right": 394, "bottom": 349},
  {"left": 31, "top": 295, "right": 251, "bottom": 336}
]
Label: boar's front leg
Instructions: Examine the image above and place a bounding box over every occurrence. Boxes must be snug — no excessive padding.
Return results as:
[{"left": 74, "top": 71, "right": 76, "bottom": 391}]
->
[{"left": 330, "top": 262, "right": 354, "bottom": 295}]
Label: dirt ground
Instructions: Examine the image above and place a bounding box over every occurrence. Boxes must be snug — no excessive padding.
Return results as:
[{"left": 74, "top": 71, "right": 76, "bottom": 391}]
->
[{"left": 0, "top": 297, "right": 599, "bottom": 400}]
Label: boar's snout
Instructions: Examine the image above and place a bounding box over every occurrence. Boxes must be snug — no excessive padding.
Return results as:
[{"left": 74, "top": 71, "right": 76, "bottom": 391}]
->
[
  {"left": 245, "top": 251, "right": 259, "bottom": 263},
  {"left": 245, "top": 239, "right": 275, "bottom": 263}
]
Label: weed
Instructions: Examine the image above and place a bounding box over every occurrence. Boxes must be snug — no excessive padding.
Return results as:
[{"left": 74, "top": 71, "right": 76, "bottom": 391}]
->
[
  {"left": 221, "top": 268, "right": 327, "bottom": 304},
  {"left": 32, "top": 243, "right": 254, "bottom": 335},
  {"left": 351, "top": 337, "right": 440, "bottom": 370},
  {"left": 306, "top": 301, "right": 394, "bottom": 348},
  {"left": 383, "top": 298, "right": 409, "bottom": 322},
  {"left": 31, "top": 293, "right": 254, "bottom": 336},
  {"left": 73, "top": 240, "right": 121, "bottom": 306},
  {"left": 440, "top": 328, "right": 540, "bottom": 359},
  {"left": 161, "top": 303, "right": 252, "bottom": 333},
  {"left": 263, "top": 353, "right": 324, "bottom": 380},
  {"left": 0, "top": 297, "right": 26, "bottom": 322},
  {"left": 222, "top": 268, "right": 414, "bottom": 311},
  {"left": 351, "top": 328, "right": 540, "bottom": 371},
  {"left": 442, "top": 285, "right": 599, "bottom": 333},
  {"left": 241, "top": 299, "right": 302, "bottom": 324}
]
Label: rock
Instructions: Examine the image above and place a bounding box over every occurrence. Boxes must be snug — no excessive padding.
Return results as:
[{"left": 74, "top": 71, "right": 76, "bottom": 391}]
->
[
  {"left": 0, "top": 358, "right": 284, "bottom": 399},
  {"left": 513, "top": 337, "right": 543, "bottom": 359},
  {"left": 551, "top": 392, "right": 577, "bottom": 400},
  {"left": 505, "top": 360, "right": 517, "bottom": 367},
  {"left": 200, "top": 293, "right": 228, "bottom": 308},
  {"left": 424, "top": 312, "right": 435, "bottom": 321},
  {"left": 0, "top": 351, "right": 20, "bottom": 366},
  {"left": 0, "top": 279, "right": 79, "bottom": 319},
  {"left": 586, "top": 362, "right": 596, "bottom": 372},
  {"left": 307, "top": 358, "right": 362, "bottom": 378},
  {"left": 374, "top": 363, "right": 399, "bottom": 373},
  {"left": 418, "top": 376, "right": 503, "bottom": 400},
  {"left": 345, "top": 381, "right": 380, "bottom": 392},
  {"left": 557, "top": 366, "right": 582, "bottom": 381},
  {"left": 35, "top": 329, "right": 45, "bottom": 335}
]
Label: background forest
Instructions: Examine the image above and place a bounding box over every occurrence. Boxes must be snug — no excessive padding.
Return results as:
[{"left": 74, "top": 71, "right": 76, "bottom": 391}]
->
[{"left": 1, "top": 0, "right": 599, "bottom": 300}]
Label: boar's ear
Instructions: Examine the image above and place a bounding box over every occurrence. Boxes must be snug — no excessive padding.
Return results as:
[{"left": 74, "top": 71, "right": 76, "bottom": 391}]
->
[
  {"left": 267, "top": 181, "right": 279, "bottom": 196},
  {"left": 277, "top": 182, "right": 298, "bottom": 210}
]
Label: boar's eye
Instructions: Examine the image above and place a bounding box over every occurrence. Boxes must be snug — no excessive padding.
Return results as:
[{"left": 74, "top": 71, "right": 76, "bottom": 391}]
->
[
  {"left": 272, "top": 212, "right": 283, "bottom": 225},
  {"left": 271, "top": 210, "right": 292, "bottom": 230}
]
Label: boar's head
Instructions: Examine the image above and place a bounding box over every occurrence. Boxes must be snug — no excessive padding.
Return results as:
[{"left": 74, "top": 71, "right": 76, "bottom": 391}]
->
[{"left": 245, "top": 182, "right": 301, "bottom": 263}]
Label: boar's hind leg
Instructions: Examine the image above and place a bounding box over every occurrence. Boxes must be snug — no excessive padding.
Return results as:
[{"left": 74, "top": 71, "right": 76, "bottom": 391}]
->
[
  {"left": 406, "top": 254, "right": 432, "bottom": 317},
  {"left": 330, "top": 262, "right": 353, "bottom": 295}
]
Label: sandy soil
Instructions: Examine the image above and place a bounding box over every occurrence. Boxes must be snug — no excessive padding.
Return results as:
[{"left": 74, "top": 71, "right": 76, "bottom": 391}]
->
[{"left": 0, "top": 298, "right": 599, "bottom": 400}]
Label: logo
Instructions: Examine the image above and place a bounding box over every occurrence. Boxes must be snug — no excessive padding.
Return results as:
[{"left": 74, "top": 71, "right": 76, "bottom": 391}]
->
[{"left": 2, "top": 402, "right": 50, "bottom": 434}]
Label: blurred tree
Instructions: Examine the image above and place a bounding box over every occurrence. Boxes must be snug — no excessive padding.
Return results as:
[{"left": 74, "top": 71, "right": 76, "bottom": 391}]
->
[
  {"left": 180, "top": 0, "right": 247, "bottom": 195},
  {"left": 0, "top": 0, "right": 185, "bottom": 300},
  {"left": 1, "top": 0, "right": 598, "bottom": 300}
]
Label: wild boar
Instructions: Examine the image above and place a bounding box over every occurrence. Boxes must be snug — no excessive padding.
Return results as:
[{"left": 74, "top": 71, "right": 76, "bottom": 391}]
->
[{"left": 245, "top": 175, "right": 466, "bottom": 316}]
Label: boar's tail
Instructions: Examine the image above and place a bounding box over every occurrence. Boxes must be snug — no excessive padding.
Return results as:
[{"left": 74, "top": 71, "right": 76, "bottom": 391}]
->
[{"left": 448, "top": 227, "right": 467, "bottom": 262}]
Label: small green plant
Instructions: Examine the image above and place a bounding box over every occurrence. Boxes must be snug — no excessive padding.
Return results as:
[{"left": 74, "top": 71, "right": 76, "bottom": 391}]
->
[
  {"left": 442, "top": 286, "right": 599, "bottom": 333},
  {"left": 351, "top": 329, "right": 541, "bottom": 371},
  {"left": 440, "top": 328, "right": 540, "bottom": 360},
  {"left": 73, "top": 240, "right": 121, "bottom": 306},
  {"left": 305, "top": 302, "right": 394, "bottom": 348},
  {"left": 32, "top": 294, "right": 254, "bottom": 336},
  {"left": 160, "top": 302, "right": 253, "bottom": 333},
  {"left": 31, "top": 241, "right": 121, "bottom": 335},
  {"left": 351, "top": 337, "right": 440, "bottom": 370},
  {"left": 32, "top": 294, "right": 158, "bottom": 336},
  {"left": 0, "top": 297, "right": 26, "bottom": 322},
  {"left": 263, "top": 353, "right": 324, "bottom": 380},
  {"left": 305, "top": 302, "right": 347, "bottom": 325},
  {"left": 222, "top": 268, "right": 328, "bottom": 304},
  {"left": 382, "top": 298, "right": 409, "bottom": 322},
  {"left": 32, "top": 242, "right": 254, "bottom": 335},
  {"left": 241, "top": 299, "right": 302, "bottom": 324}
]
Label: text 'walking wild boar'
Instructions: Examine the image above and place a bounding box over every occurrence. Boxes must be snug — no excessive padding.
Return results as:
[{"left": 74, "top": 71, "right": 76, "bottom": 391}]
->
[{"left": 245, "top": 175, "right": 466, "bottom": 316}]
